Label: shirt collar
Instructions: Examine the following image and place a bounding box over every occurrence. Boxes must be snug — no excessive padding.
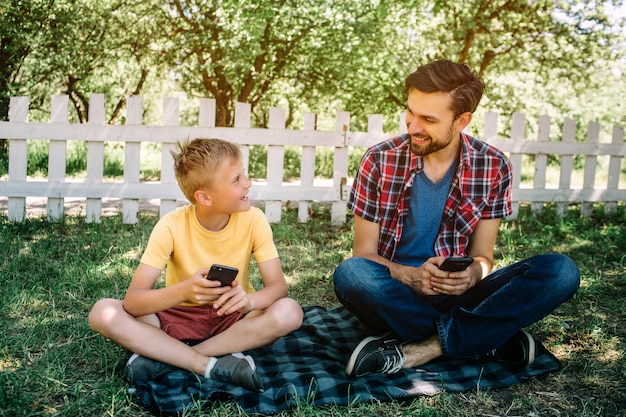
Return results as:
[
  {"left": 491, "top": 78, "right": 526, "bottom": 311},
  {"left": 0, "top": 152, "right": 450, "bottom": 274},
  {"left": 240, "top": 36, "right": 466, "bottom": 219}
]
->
[{"left": 459, "top": 132, "right": 474, "bottom": 172}]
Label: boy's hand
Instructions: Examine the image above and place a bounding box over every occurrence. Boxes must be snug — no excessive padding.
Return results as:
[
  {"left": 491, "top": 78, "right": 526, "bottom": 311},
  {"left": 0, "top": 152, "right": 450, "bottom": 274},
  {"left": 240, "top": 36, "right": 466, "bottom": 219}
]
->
[
  {"left": 212, "top": 280, "right": 252, "bottom": 316},
  {"left": 184, "top": 268, "right": 232, "bottom": 305}
]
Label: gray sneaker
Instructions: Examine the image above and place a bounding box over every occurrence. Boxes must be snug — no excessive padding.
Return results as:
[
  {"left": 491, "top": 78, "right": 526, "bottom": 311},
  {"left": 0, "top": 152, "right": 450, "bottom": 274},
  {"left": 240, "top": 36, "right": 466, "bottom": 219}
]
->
[
  {"left": 345, "top": 333, "right": 406, "bottom": 377},
  {"left": 124, "top": 353, "right": 178, "bottom": 384},
  {"left": 210, "top": 353, "right": 264, "bottom": 392}
]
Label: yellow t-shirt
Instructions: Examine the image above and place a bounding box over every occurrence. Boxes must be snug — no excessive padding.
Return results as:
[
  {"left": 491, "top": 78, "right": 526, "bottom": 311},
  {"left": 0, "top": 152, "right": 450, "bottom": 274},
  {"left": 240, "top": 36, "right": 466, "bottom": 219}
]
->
[{"left": 140, "top": 205, "right": 279, "bottom": 303}]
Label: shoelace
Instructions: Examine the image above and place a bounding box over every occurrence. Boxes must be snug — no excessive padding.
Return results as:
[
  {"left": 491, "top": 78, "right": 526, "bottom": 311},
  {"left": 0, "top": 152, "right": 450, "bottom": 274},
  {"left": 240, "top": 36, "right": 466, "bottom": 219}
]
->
[{"left": 379, "top": 344, "right": 406, "bottom": 374}]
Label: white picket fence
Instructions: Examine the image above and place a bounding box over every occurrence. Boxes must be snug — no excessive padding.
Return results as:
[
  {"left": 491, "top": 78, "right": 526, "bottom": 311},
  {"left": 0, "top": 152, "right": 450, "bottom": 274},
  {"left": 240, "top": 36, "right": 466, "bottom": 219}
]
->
[{"left": 0, "top": 94, "right": 625, "bottom": 225}]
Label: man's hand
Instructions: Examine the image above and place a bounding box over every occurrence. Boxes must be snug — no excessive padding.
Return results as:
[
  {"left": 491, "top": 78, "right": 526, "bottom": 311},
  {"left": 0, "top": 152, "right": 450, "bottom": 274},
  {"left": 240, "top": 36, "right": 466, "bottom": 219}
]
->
[
  {"left": 391, "top": 257, "right": 476, "bottom": 296},
  {"left": 429, "top": 257, "right": 475, "bottom": 295},
  {"left": 391, "top": 262, "right": 439, "bottom": 296}
]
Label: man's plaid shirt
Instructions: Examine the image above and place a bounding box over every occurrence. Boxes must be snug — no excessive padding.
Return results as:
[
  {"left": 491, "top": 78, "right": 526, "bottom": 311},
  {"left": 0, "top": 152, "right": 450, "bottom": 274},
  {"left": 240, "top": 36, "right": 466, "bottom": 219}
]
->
[{"left": 348, "top": 133, "right": 513, "bottom": 260}]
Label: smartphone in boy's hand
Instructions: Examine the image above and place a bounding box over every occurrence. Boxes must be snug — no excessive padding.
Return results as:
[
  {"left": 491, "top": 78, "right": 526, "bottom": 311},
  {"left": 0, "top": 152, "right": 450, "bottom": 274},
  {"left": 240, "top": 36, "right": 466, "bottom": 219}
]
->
[
  {"left": 439, "top": 257, "right": 474, "bottom": 272},
  {"left": 206, "top": 264, "right": 238, "bottom": 286}
]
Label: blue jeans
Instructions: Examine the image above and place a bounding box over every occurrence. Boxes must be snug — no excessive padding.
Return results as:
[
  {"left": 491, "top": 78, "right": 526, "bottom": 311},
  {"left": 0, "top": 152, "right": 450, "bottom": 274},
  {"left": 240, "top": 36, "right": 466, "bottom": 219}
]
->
[{"left": 333, "top": 254, "right": 580, "bottom": 357}]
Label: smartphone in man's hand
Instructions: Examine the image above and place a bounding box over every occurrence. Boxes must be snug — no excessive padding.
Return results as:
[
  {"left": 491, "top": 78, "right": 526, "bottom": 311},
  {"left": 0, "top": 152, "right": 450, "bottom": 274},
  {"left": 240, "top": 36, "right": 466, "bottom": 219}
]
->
[
  {"left": 439, "top": 257, "right": 474, "bottom": 272},
  {"left": 206, "top": 264, "right": 238, "bottom": 286}
]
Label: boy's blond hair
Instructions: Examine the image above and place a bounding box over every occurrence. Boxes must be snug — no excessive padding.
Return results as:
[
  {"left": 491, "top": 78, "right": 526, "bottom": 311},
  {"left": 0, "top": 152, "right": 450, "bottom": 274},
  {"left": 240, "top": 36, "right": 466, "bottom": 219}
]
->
[{"left": 171, "top": 138, "right": 242, "bottom": 204}]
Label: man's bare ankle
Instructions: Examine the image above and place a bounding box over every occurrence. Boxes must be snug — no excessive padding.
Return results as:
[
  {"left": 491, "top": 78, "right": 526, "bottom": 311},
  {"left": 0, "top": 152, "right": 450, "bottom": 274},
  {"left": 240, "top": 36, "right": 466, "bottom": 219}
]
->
[{"left": 402, "top": 335, "right": 443, "bottom": 368}]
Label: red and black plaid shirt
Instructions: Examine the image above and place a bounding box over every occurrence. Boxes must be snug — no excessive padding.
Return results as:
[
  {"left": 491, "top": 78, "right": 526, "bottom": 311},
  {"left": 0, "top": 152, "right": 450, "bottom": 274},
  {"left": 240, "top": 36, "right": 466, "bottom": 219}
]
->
[{"left": 348, "top": 133, "right": 513, "bottom": 260}]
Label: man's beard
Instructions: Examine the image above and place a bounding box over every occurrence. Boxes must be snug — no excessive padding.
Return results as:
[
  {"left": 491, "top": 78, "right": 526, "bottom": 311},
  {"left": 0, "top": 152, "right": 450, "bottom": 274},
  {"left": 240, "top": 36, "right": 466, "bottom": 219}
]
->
[
  {"left": 409, "top": 135, "right": 441, "bottom": 156},
  {"left": 409, "top": 125, "right": 455, "bottom": 156}
]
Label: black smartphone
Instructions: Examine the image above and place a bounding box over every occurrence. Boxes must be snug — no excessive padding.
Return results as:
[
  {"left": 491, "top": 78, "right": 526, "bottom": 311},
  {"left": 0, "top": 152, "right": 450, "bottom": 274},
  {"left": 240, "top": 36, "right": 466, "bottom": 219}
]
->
[
  {"left": 439, "top": 257, "right": 474, "bottom": 272},
  {"left": 206, "top": 264, "right": 239, "bottom": 286}
]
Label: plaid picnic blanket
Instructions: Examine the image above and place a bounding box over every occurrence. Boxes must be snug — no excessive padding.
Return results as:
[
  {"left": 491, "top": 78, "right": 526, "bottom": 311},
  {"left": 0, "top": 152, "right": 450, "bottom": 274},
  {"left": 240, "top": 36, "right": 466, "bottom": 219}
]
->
[{"left": 131, "top": 306, "right": 562, "bottom": 415}]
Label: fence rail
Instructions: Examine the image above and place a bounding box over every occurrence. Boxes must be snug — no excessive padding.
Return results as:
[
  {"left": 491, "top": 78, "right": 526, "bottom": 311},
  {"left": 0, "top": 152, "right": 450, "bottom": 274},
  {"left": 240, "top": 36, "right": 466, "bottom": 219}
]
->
[{"left": 1, "top": 94, "right": 625, "bottom": 224}]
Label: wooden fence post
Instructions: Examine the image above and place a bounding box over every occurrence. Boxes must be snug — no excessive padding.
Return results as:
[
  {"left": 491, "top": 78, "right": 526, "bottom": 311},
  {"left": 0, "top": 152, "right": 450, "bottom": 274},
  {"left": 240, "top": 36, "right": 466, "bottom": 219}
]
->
[
  {"left": 123, "top": 95, "right": 142, "bottom": 224},
  {"left": 331, "top": 111, "right": 350, "bottom": 226},
  {"left": 47, "top": 95, "right": 69, "bottom": 221},
  {"left": 199, "top": 98, "right": 217, "bottom": 128},
  {"left": 508, "top": 112, "right": 526, "bottom": 220},
  {"left": 86, "top": 94, "right": 106, "bottom": 223},
  {"left": 398, "top": 110, "right": 407, "bottom": 134},
  {"left": 367, "top": 114, "right": 384, "bottom": 139},
  {"left": 557, "top": 118, "right": 576, "bottom": 217},
  {"left": 582, "top": 121, "right": 600, "bottom": 217},
  {"left": 606, "top": 125, "right": 625, "bottom": 215},
  {"left": 531, "top": 115, "right": 551, "bottom": 215},
  {"left": 298, "top": 112, "right": 317, "bottom": 223},
  {"left": 7, "top": 97, "right": 28, "bottom": 222},
  {"left": 265, "top": 107, "right": 286, "bottom": 223},
  {"left": 234, "top": 102, "right": 251, "bottom": 172},
  {"left": 160, "top": 97, "right": 180, "bottom": 218},
  {"left": 483, "top": 111, "right": 498, "bottom": 141}
]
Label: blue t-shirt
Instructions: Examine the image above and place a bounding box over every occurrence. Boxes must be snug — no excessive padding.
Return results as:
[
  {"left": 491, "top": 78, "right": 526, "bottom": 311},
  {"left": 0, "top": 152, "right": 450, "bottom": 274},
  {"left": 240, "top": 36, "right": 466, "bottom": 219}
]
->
[{"left": 393, "top": 161, "right": 456, "bottom": 266}]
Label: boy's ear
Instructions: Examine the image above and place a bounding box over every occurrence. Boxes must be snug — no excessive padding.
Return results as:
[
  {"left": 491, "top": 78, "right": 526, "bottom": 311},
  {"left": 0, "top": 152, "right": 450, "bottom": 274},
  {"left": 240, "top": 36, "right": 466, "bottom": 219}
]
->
[{"left": 194, "top": 190, "right": 212, "bottom": 206}]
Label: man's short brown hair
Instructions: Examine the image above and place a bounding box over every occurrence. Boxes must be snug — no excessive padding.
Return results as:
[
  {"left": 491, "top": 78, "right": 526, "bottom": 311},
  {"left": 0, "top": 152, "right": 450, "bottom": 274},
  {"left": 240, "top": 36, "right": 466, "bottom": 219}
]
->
[{"left": 404, "top": 60, "right": 485, "bottom": 119}]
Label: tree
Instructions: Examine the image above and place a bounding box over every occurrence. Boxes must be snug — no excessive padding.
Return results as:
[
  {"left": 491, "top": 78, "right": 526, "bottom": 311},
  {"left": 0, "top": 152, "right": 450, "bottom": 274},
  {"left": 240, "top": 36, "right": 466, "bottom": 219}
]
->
[
  {"left": 2, "top": 0, "right": 625, "bottom": 134},
  {"left": 16, "top": 0, "right": 172, "bottom": 124},
  {"left": 0, "top": 0, "right": 52, "bottom": 158},
  {"left": 0, "top": 0, "right": 52, "bottom": 120},
  {"left": 159, "top": 0, "right": 427, "bottom": 127},
  {"left": 410, "top": 0, "right": 626, "bottom": 129}
]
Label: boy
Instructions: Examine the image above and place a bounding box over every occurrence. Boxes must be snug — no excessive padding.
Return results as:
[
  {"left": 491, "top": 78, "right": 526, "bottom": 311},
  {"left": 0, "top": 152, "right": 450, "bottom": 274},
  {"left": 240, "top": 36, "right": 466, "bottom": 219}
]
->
[{"left": 89, "top": 138, "right": 303, "bottom": 392}]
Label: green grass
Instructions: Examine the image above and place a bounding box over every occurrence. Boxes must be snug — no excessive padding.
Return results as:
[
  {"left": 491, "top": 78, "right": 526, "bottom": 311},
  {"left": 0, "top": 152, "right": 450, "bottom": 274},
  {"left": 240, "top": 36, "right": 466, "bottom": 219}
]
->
[{"left": 1, "top": 203, "right": 625, "bottom": 416}]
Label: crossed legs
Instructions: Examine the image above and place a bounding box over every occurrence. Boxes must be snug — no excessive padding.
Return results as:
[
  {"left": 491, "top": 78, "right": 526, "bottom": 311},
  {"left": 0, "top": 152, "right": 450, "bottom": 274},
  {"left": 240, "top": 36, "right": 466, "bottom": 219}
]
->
[{"left": 88, "top": 297, "right": 303, "bottom": 375}]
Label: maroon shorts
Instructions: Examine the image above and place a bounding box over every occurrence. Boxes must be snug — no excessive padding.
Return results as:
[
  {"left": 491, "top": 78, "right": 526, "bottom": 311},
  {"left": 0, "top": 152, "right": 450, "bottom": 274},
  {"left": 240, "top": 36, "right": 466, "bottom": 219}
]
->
[{"left": 156, "top": 305, "right": 243, "bottom": 343}]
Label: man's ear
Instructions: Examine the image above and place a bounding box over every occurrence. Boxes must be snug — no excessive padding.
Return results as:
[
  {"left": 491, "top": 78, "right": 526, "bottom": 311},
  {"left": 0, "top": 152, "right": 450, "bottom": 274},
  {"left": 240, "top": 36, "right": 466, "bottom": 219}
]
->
[
  {"left": 456, "top": 112, "right": 473, "bottom": 132},
  {"left": 194, "top": 190, "right": 212, "bottom": 206}
]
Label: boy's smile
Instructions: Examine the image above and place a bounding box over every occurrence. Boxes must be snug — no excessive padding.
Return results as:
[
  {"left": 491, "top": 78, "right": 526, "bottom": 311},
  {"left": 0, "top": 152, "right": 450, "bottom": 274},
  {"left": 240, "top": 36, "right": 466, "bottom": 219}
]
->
[
  {"left": 205, "top": 157, "right": 252, "bottom": 214},
  {"left": 193, "top": 158, "right": 252, "bottom": 232}
]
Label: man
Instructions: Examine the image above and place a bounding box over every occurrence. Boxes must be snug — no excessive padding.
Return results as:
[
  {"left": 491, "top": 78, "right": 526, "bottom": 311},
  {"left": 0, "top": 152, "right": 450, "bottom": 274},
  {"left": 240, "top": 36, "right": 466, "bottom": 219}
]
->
[{"left": 333, "top": 59, "right": 580, "bottom": 377}]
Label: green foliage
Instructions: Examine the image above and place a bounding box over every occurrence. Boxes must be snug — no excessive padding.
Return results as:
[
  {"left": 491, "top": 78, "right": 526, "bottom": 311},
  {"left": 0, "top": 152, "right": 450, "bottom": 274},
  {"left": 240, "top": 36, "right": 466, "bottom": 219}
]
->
[
  {"left": 2, "top": 0, "right": 172, "bottom": 124},
  {"left": 0, "top": 0, "right": 626, "bottom": 130},
  {"left": 0, "top": 0, "right": 51, "bottom": 119},
  {"left": 11, "top": 141, "right": 168, "bottom": 179},
  {"left": 248, "top": 145, "right": 267, "bottom": 179},
  {"left": 0, "top": 149, "right": 7, "bottom": 175},
  {"left": 248, "top": 145, "right": 364, "bottom": 181},
  {"left": 66, "top": 141, "right": 87, "bottom": 174},
  {"left": 25, "top": 140, "right": 48, "bottom": 176},
  {"left": 1, "top": 0, "right": 624, "bottom": 151}
]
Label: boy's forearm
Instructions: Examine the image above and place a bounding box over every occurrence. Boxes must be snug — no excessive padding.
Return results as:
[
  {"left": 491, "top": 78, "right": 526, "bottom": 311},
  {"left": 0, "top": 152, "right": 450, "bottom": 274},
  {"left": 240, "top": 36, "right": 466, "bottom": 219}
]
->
[
  {"left": 246, "top": 282, "right": 288, "bottom": 312},
  {"left": 123, "top": 286, "right": 184, "bottom": 317}
]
